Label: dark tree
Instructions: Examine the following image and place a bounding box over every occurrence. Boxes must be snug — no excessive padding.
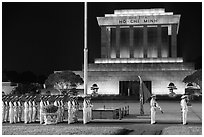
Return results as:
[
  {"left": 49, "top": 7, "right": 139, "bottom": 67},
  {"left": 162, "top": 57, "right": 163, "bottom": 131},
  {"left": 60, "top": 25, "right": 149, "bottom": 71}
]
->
[
  {"left": 12, "top": 83, "right": 41, "bottom": 95},
  {"left": 45, "top": 70, "right": 83, "bottom": 95},
  {"left": 183, "top": 69, "right": 202, "bottom": 90}
]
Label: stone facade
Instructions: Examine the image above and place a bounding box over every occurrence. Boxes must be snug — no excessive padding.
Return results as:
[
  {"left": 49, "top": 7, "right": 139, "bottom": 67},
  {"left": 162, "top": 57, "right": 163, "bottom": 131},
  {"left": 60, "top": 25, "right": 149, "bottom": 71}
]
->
[
  {"left": 76, "top": 8, "right": 195, "bottom": 96},
  {"left": 75, "top": 64, "right": 194, "bottom": 95}
]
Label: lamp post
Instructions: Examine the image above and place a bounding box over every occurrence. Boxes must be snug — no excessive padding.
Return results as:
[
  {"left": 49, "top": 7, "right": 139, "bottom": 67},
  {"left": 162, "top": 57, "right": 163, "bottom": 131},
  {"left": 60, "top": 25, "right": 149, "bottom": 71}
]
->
[
  {"left": 83, "top": 2, "right": 89, "bottom": 125},
  {"left": 167, "top": 82, "right": 177, "bottom": 97},
  {"left": 84, "top": 2, "right": 88, "bottom": 96},
  {"left": 91, "top": 84, "right": 99, "bottom": 97}
]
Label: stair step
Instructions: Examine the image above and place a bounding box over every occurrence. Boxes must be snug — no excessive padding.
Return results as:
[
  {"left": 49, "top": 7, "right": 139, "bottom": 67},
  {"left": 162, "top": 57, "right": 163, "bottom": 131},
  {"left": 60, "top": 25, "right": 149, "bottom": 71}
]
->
[{"left": 136, "top": 115, "right": 151, "bottom": 119}]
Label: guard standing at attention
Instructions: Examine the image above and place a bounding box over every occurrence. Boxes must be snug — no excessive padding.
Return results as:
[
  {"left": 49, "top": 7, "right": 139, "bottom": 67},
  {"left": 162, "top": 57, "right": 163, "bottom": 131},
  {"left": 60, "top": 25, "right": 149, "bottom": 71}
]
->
[
  {"left": 2, "top": 100, "right": 5, "bottom": 122},
  {"left": 24, "top": 99, "right": 29, "bottom": 124},
  {"left": 17, "top": 99, "right": 22, "bottom": 123},
  {"left": 13, "top": 99, "right": 18, "bottom": 123},
  {"left": 180, "top": 95, "right": 188, "bottom": 125},
  {"left": 150, "top": 95, "right": 163, "bottom": 124},
  {"left": 32, "top": 98, "right": 37, "bottom": 122},
  {"left": 57, "top": 97, "right": 61, "bottom": 123},
  {"left": 9, "top": 100, "right": 14, "bottom": 124},
  {"left": 60, "top": 99, "right": 64, "bottom": 122},
  {"left": 39, "top": 97, "right": 45, "bottom": 124},
  {"left": 28, "top": 99, "right": 33, "bottom": 123},
  {"left": 4, "top": 100, "right": 9, "bottom": 122}
]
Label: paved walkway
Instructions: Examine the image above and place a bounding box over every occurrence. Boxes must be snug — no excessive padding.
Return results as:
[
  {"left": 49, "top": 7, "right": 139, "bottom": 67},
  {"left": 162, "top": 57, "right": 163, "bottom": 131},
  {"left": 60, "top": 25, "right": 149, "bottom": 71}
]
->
[
  {"left": 89, "top": 101, "right": 202, "bottom": 134},
  {"left": 91, "top": 101, "right": 202, "bottom": 122}
]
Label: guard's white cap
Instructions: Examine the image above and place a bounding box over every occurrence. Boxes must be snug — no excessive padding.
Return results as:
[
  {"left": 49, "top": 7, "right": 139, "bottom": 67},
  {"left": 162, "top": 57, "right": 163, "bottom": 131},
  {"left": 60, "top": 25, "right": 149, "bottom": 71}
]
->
[
  {"left": 151, "top": 94, "right": 156, "bottom": 97},
  {"left": 181, "top": 95, "right": 187, "bottom": 99}
]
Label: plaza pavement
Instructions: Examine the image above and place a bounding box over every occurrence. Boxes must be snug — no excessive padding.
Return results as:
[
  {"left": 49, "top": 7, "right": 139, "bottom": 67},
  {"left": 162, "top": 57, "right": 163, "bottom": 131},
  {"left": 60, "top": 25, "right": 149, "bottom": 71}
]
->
[
  {"left": 91, "top": 100, "right": 202, "bottom": 123},
  {"left": 88, "top": 100, "right": 202, "bottom": 134}
]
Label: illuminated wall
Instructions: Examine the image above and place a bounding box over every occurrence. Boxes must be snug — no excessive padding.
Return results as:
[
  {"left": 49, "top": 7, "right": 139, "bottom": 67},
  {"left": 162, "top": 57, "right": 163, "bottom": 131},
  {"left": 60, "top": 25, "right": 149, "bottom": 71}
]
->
[
  {"left": 110, "top": 28, "right": 116, "bottom": 58},
  {"left": 161, "top": 27, "right": 169, "bottom": 57},
  {"left": 120, "top": 27, "right": 130, "bottom": 58},
  {"left": 147, "top": 27, "right": 157, "bottom": 58},
  {"left": 75, "top": 69, "right": 195, "bottom": 95},
  {"left": 133, "top": 27, "right": 143, "bottom": 58},
  {"left": 108, "top": 26, "right": 170, "bottom": 58}
]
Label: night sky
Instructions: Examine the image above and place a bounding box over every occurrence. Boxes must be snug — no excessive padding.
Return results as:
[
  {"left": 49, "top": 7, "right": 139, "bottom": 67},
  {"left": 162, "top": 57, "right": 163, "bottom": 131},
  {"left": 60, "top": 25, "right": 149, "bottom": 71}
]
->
[{"left": 2, "top": 2, "right": 202, "bottom": 76}]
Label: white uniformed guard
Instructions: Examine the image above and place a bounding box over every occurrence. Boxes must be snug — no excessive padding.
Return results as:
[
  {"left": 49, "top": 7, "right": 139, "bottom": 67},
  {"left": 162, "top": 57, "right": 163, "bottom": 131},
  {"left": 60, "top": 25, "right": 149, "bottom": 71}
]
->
[
  {"left": 60, "top": 100, "right": 64, "bottom": 122},
  {"left": 57, "top": 100, "right": 61, "bottom": 122},
  {"left": 72, "top": 98, "right": 79, "bottom": 122},
  {"left": 24, "top": 100, "right": 29, "bottom": 124},
  {"left": 67, "top": 99, "right": 73, "bottom": 124},
  {"left": 32, "top": 100, "right": 37, "bottom": 122},
  {"left": 4, "top": 101, "right": 9, "bottom": 122},
  {"left": 150, "top": 95, "right": 163, "bottom": 124},
  {"left": 39, "top": 99, "right": 44, "bottom": 124},
  {"left": 13, "top": 101, "right": 18, "bottom": 123},
  {"left": 2, "top": 101, "right": 5, "bottom": 122},
  {"left": 17, "top": 100, "right": 22, "bottom": 122},
  {"left": 83, "top": 98, "right": 88, "bottom": 124},
  {"left": 83, "top": 96, "right": 92, "bottom": 124},
  {"left": 53, "top": 100, "right": 59, "bottom": 123},
  {"left": 9, "top": 101, "right": 14, "bottom": 124},
  {"left": 28, "top": 100, "right": 33, "bottom": 123},
  {"left": 180, "top": 95, "right": 188, "bottom": 125}
]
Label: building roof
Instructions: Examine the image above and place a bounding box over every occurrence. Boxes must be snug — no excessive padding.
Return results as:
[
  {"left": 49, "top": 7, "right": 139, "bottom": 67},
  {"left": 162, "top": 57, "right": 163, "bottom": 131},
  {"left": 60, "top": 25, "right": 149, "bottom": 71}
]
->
[{"left": 97, "top": 8, "right": 180, "bottom": 34}]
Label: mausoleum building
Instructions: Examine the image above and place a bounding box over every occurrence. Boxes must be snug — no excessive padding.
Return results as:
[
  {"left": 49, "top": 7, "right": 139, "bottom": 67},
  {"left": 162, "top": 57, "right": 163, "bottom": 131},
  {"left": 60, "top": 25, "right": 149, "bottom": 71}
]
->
[{"left": 75, "top": 8, "right": 195, "bottom": 97}]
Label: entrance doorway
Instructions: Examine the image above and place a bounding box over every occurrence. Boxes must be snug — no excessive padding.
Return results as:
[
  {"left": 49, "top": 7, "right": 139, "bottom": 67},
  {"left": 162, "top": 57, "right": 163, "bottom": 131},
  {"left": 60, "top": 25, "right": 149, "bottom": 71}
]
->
[{"left": 119, "top": 81, "right": 152, "bottom": 100}]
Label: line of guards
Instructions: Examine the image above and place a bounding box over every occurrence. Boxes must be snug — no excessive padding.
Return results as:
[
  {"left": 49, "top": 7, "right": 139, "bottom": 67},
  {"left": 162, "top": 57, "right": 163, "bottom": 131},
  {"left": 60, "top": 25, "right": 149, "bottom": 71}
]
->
[{"left": 2, "top": 95, "right": 93, "bottom": 124}]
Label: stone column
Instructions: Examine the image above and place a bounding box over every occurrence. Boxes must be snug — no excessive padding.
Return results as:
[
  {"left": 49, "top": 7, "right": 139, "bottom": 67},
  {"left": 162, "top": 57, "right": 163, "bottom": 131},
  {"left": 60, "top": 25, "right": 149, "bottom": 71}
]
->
[
  {"left": 171, "top": 24, "right": 177, "bottom": 57},
  {"left": 101, "top": 26, "right": 108, "bottom": 58},
  {"left": 157, "top": 25, "right": 162, "bottom": 58},
  {"left": 143, "top": 25, "right": 148, "bottom": 58},
  {"left": 129, "top": 26, "right": 134, "bottom": 58},
  {"left": 107, "top": 27, "right": 111, "bottom": 58},
  {"left": 116, "top": 26, "right": 120, "bottom": 58}
]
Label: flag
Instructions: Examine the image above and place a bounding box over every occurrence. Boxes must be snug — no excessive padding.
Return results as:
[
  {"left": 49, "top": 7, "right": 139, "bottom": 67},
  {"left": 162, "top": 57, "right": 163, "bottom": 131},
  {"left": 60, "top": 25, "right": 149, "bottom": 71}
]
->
[{"left": 142, "top": 82, "right": 151, "bottom": 103}]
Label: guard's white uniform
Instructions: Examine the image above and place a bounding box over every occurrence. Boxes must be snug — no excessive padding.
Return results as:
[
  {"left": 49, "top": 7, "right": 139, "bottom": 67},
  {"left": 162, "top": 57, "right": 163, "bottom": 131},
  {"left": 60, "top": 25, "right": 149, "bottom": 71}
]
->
[
  {"left": 17, "top": 101, "right": 22, "bottom": 122},
  {"left": 9, "top": 101, "right": 14, "bottom": 124},
  {"left": 4, "top": 101, "right": 9, "bottom": 122},
  {"left": 72, "top": 100, "right": 78, "bottom": 122},
  {"left": 2, "top": 101, "right": 5, "bottom": 122},
  {"left": 13, "top": 101, "right": 18, "bottom": 123},
  {"left": 24, "top": 101, "right": 29, "bottom": 124},
  {"left": 88, "top": 100, "right": 93, "bottom": 120},
  {"left": 180, "top": 98, "right": 188, "bottom": 125},
  {"left": 54, "top": 100, "right": 59, "bottom": 123},
  {"left": 83, "top": 99, "right": 92, "bottom": 124},
  {"left": 60, "top": 100, "right": 64, "bottom": 122},
  {"left": 150, "top": 98, "right": 161, "bottom": 124},
  {"left": 67, "top": 101, "right": 73, "bottom": 124},
  {"left": 57, "top": 100, "right": 61, "bottom": 122},
  {"left": 28, "top": 101, "right": 33, "bottom": 123},
  {"left": 39, "top": 100, "right": 44, "bottom": 124},
  {"left": 32, "top": 100, "right": 37, "bottom": 122}
]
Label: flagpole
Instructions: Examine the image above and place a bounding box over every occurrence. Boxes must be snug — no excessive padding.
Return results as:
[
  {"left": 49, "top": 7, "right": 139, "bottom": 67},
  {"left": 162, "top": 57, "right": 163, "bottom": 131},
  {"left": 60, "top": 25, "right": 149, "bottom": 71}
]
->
[
  {"left": 138, "top": 76, "right": 144, "bottom": 115},
  {"left": 84, "top": 2, "right": 88, "bottom": 96}
]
